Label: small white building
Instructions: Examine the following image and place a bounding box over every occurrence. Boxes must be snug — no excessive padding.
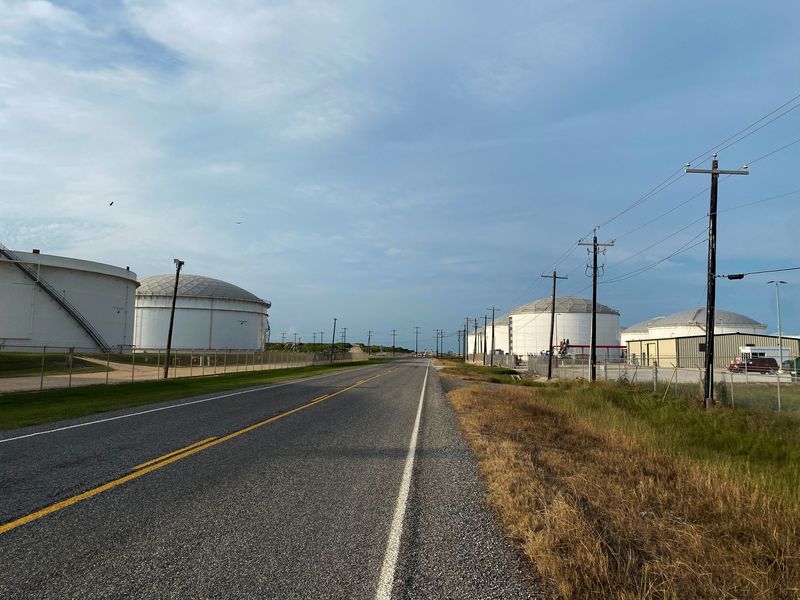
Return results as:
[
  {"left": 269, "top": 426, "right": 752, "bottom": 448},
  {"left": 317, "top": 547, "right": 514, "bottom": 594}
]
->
[
  {"left": 134, "top": 274, "right": 271, "bottom": 350},
  {"left": 0, "top": 247, "right": 138, "bottom": 351}
]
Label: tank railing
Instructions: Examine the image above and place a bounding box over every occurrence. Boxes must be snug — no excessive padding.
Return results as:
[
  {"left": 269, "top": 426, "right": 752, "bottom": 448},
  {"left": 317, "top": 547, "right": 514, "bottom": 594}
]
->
[{"left": 0, "top": 243, "right": 111, "bottom": 352}]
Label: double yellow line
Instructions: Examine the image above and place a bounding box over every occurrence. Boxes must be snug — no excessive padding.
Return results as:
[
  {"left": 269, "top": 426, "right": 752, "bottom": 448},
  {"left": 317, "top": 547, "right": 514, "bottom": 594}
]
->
[{"left": 0, "top": 368, "right": 394, "bottom": 536}]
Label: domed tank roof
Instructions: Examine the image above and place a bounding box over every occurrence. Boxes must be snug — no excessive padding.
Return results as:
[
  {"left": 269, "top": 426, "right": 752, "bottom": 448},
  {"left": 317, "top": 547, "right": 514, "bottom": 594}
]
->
[
  {"left": 625, "top": 307, "right": 764, "bottom": 332},
  {"left": 137, "top": 274, "right": 270, "bottom": 307},
  {"left": 512, "top": 296, "right": 619, "bottom": 315}
]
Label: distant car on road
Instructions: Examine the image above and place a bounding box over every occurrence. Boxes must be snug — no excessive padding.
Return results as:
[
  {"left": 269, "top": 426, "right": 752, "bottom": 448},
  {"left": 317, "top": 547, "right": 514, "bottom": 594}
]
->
[{"left": 728, "top": 357, "right": 779, "bottom": 374}]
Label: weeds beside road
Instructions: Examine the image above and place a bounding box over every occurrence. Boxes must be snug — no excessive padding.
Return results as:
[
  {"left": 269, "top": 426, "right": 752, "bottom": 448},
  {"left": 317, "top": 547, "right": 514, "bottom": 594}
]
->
[{"left": 439, "top": 360, "right": 800, "bottom": 599}]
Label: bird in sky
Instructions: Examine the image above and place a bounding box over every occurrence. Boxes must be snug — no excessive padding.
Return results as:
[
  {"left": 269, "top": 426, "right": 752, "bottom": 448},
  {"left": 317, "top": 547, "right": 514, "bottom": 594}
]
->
[
  {"left": 109, "top": 201, "right": 114, "bottom": 206},
  {"left": 235, "top": 221, "right": 243, "bottom": 224}
]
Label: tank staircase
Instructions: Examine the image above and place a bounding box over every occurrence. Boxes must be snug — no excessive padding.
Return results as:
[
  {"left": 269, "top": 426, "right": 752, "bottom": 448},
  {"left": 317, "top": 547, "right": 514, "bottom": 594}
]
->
[{"left": 0, "top": 243, "right": 111, "bottom": 352}]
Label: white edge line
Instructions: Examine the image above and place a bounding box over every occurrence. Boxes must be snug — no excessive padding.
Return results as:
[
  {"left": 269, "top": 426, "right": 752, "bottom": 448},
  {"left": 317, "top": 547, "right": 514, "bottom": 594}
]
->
[
  {"left": 0, "top": 364, "right": 383, "bottom": 444},
  {"left": 375, "top": 360, "right": 429, "bottom": 600}
]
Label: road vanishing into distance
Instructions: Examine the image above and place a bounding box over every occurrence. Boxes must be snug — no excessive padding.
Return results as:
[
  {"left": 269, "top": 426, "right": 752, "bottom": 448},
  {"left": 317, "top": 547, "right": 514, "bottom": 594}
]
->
[{"left": 0, "top": 360, "right": 539, "bottom": 599}]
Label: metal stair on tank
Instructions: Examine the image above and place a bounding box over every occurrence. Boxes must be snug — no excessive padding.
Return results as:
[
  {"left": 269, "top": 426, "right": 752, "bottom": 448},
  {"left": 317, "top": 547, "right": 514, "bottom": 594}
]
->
[{"left": 0, "top": 243, "right": 111, "bottom": 352}]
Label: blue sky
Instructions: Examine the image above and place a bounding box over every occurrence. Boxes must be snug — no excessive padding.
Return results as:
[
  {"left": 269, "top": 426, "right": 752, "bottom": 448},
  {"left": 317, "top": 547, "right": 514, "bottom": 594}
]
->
[{"left": 1, "top": 1, "right": 799, "bottom": 351}]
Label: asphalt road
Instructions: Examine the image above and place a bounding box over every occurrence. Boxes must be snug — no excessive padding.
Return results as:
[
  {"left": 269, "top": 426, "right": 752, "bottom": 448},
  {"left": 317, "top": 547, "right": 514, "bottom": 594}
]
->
[{"left": 0, "top": 360, "right": 542, "bottom": 599}]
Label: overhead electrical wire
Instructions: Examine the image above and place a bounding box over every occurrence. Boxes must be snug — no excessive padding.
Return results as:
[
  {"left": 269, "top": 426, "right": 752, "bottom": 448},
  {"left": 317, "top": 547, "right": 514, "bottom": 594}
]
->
[{"left": 595, "top": 91, "right": 800, "bottom": 232}]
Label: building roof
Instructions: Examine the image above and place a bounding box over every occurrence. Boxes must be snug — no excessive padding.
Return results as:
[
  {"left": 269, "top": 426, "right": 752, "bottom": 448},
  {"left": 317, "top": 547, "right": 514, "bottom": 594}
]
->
[
  {"left": 625, "top": 308, "right": 765, "bottom": 333},
  {"left": 137, "top": 274, "right": 271, "bottom": 306},
  {"left": 512, "top": 296, "right": 619, "bottom": 316}
]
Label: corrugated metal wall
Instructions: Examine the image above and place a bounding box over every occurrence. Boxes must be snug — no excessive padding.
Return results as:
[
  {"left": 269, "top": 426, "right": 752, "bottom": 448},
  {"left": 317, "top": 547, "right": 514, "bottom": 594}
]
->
[
  {"left": 628, "top": 334, "right": 799, "bottom": 368},
  {"left": 676, "top": 333, "right": 799, "bottom": 368}
]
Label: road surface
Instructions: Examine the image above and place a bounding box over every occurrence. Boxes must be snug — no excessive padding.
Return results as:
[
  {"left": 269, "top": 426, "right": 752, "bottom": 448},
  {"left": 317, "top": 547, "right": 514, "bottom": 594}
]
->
[{"left": 0, "top": 360, "right": 541, "bottom": 599}]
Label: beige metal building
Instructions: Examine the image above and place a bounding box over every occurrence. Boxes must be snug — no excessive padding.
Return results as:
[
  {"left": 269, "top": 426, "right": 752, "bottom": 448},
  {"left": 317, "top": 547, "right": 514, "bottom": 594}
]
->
[{"left": 627, "top": 332, "right": 800, "bottom": 369}]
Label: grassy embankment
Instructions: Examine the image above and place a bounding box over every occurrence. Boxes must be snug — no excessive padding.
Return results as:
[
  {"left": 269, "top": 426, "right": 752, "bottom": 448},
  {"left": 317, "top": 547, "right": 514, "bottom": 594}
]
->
[
  {"left": 0, "top": 352, "right": 108, "bottom": 378},
  {"left": 439, "top": 360, "right": 800, "bottom": 599},
  {"left": 0, "top": 360, "right": 382, "bottom": 431}
]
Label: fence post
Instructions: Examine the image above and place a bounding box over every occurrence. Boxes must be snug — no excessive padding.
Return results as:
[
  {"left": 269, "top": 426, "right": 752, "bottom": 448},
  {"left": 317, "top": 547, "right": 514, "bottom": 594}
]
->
[
  {"left": 776, "top": 371, "right": 782, "bottom": 413},
  {"left": 729, "top": 370, "right": 735, "bottom": 408},
  {"left": 202, "top": 350, "right": 206, "bottom": 377},
  {"left": 190, "top": 350, "right": 194, "bottom": 378},
  {"left": 106, "top": 351, "right": 110, "bottom": 385},
  {"left": 68, "top": 347, "right": 74, "bottom": 388},
  {"left": 223, "top": 349, "right": 228, "bottom": 374},
  {"left": 653, "top": 363, "right": 657, "bottom": 393},
  {"left": 40, "top": 346, "right": 46, "bottom": 391},
  {"left": 131, "top": 349, "right": 135, "bottom": 382}
]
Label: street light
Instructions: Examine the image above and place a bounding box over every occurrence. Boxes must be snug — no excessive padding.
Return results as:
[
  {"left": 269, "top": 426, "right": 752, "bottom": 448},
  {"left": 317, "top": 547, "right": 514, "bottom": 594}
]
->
[
  {"left": 163, "top": 258, "right": 184, "bottom": 379},
  {"left": 768, "top": 280, "right": 787, "bottom": 371}
]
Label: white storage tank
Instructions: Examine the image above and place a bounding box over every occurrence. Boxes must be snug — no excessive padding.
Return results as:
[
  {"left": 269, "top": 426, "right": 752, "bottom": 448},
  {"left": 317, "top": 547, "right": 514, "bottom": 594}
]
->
[
  {"left": 509, "top": 296, "right": 621, "bottom": 358},
  {"left": 134, "top": 274, "right": 270, "bottom": 350},
  {"left": 0, "top": 246, "right": 138, "bottom": 351},
  {"left": 621, "top": 308, "right": 766, "bottom": 345}
]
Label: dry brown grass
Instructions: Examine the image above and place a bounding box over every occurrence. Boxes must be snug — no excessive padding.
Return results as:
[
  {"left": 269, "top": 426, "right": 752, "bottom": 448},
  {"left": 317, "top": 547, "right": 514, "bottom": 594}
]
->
[{"left": 449, "top": 383, "right": 800, "bottom": 599}]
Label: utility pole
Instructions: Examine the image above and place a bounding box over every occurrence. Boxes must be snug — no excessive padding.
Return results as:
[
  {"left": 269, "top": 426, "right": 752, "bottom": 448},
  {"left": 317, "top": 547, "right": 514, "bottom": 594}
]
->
[
  {"left": 391, "top": 329, "right": 396, "bottom": 357},
  {"left": 342, "top": 327, "right": 347, "bottom": 347},
  {"left": 541, "top": 271, "right": 568, "bottom": 380},
  {"left": 281, "top": 332, "right": 286, "bottom": 345},
  {"left": 486, "top": 307, "right": 500, "bottom": 366},
  {"left": 163, "top": 258, "right": 184, "bottom": 380},
  {"left": 367, "top": 330, "right": 372, "bottom": 358},
  {"left": 415, "top": 326, "right": 420, "bottom": 356},
  {"left": 463, "top": 319, "right": 469, "bottom": 362},
  {"left": 579, "top": 229, "right": 613, "bottom": 381},
  {"left": 294, "top": 332, "right": 297, "bottom": 348},
  {"left": 483, "top": 315, "right": 488, "bottom": 365},
  {"left": 330, "top": 318, "right": 337, "bottom": 364},
  {"left": 313, "top": 332, "right": 317, "bottom": 348},
  {"left": 686, "top": 154, "right": 749, "bottom": 407},
  {"left": 472, "top": 318, "right": 478, "bottom": 362}
]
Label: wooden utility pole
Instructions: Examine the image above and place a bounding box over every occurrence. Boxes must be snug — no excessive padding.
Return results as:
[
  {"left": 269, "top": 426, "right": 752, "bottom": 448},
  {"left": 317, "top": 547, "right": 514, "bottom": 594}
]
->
[
  {"left": 392, "top": 329, "right": 396, "bottom": 357},
  {"left": 486, "top": 307, "right": 500, "bottom": 366},
  {"left": 580, "top": 230, "right": 614, "bottom": 381},
  {"left": 415, "top": 326, "right": 420, "bottom": 356},
  {"left": 472, "top": 318, "right": 478, "bottom": 362},
  {"left": 541, "top": 271, "right": 567, "bottom": 380},
  {"left": 686, "top": 154, "right": 749, "bottom": 408},
  {"left": 330, "top": 318, "right": 337, "bottom": 364},
  {"left": 367, "top": 330, "right": 372, "bottom": 358},
  {"left": 482, "top": 315, "right": 488, "bottom": 365}
]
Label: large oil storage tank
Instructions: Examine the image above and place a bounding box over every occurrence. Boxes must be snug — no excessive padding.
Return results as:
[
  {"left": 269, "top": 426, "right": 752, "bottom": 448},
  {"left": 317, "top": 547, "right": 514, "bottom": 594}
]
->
[
  {"left": 0, "top": 245, "right": 138, "bottom": 351},
  {"left": 134, "top": 274, "right": 271, "bottom": 350},
  {"left": 508, "top": 296, "right": 621, "bottom": 357}
]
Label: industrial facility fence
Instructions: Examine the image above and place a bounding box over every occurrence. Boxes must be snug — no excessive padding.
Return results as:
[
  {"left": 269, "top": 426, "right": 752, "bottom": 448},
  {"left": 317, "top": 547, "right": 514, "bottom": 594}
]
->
[
  {"left": 0, "top": 344, "right": 361, "bottom": 394},
  {"left": 522, "top": 354, "right": 800, "bottom": 414}
]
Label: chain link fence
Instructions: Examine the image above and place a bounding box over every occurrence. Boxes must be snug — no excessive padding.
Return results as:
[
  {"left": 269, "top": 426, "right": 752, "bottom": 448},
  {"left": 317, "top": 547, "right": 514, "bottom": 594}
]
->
[
  {"left": 0, "top": 344, "right": 360, "bottom": 393},
  {"left": 520, "top": 352, "right": 800, "bottom": 413}
]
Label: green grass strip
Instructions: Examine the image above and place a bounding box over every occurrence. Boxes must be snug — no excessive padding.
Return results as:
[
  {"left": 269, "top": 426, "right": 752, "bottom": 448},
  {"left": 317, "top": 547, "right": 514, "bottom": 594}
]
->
[{"left": 0, "top": 360, "right": 386, "bottom": 431}]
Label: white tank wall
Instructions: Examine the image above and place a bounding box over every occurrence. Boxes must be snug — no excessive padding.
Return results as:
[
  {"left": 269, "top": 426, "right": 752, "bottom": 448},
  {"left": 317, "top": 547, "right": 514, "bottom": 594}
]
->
[
  {"left": 0, "top": 251, "right": 137, "bottom": 350},
  {"left": 467, "top": 326, "right": 509, "bottom": 355},
  {"left": 622, "top": 322, "right": 766, "bottom": 344},
  {"left": 509, "top": 311, "right": 622, "bottom": 357},
  {"left": 134, "top": 296, "right": 268, "bottom": 350}
]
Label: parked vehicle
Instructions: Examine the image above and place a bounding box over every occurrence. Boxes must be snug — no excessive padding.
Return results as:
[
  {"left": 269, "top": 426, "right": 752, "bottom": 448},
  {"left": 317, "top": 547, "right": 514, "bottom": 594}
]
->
[{"left": 728, "top": 357, "right": 779, "bottom": 373}]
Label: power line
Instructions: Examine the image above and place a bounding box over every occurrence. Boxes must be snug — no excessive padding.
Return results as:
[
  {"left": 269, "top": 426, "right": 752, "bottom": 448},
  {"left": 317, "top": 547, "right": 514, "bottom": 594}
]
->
[
  {"left": 718, "top": 266, "right": 800, "bottom": 279},
  {"left": 596, "top": 91, "right": 800, "bottom": 232},
  {"left": 601, "top": 231, "right": 708, "bottom": 285}
]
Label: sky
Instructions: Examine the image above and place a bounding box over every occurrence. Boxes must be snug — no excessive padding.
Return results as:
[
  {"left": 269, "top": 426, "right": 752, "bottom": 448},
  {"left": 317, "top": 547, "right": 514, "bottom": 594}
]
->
[{"left": 1, "top": 0, "right": 799, "bottom": 352}]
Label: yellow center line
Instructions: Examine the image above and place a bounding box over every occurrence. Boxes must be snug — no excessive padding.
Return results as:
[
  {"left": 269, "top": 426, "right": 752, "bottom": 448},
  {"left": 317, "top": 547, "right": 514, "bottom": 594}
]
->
[
  {"left": 132, "top": 437, "right": 219, "bottom": 471},
  {"left": 0, "top": 367, "right": 395, "bottom": 536}
]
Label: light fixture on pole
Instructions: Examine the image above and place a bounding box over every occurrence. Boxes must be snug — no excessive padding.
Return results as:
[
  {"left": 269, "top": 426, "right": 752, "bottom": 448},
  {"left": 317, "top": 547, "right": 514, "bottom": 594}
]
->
[{"left": 163, "top": 258, "right": 184, "bottom": 380}]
